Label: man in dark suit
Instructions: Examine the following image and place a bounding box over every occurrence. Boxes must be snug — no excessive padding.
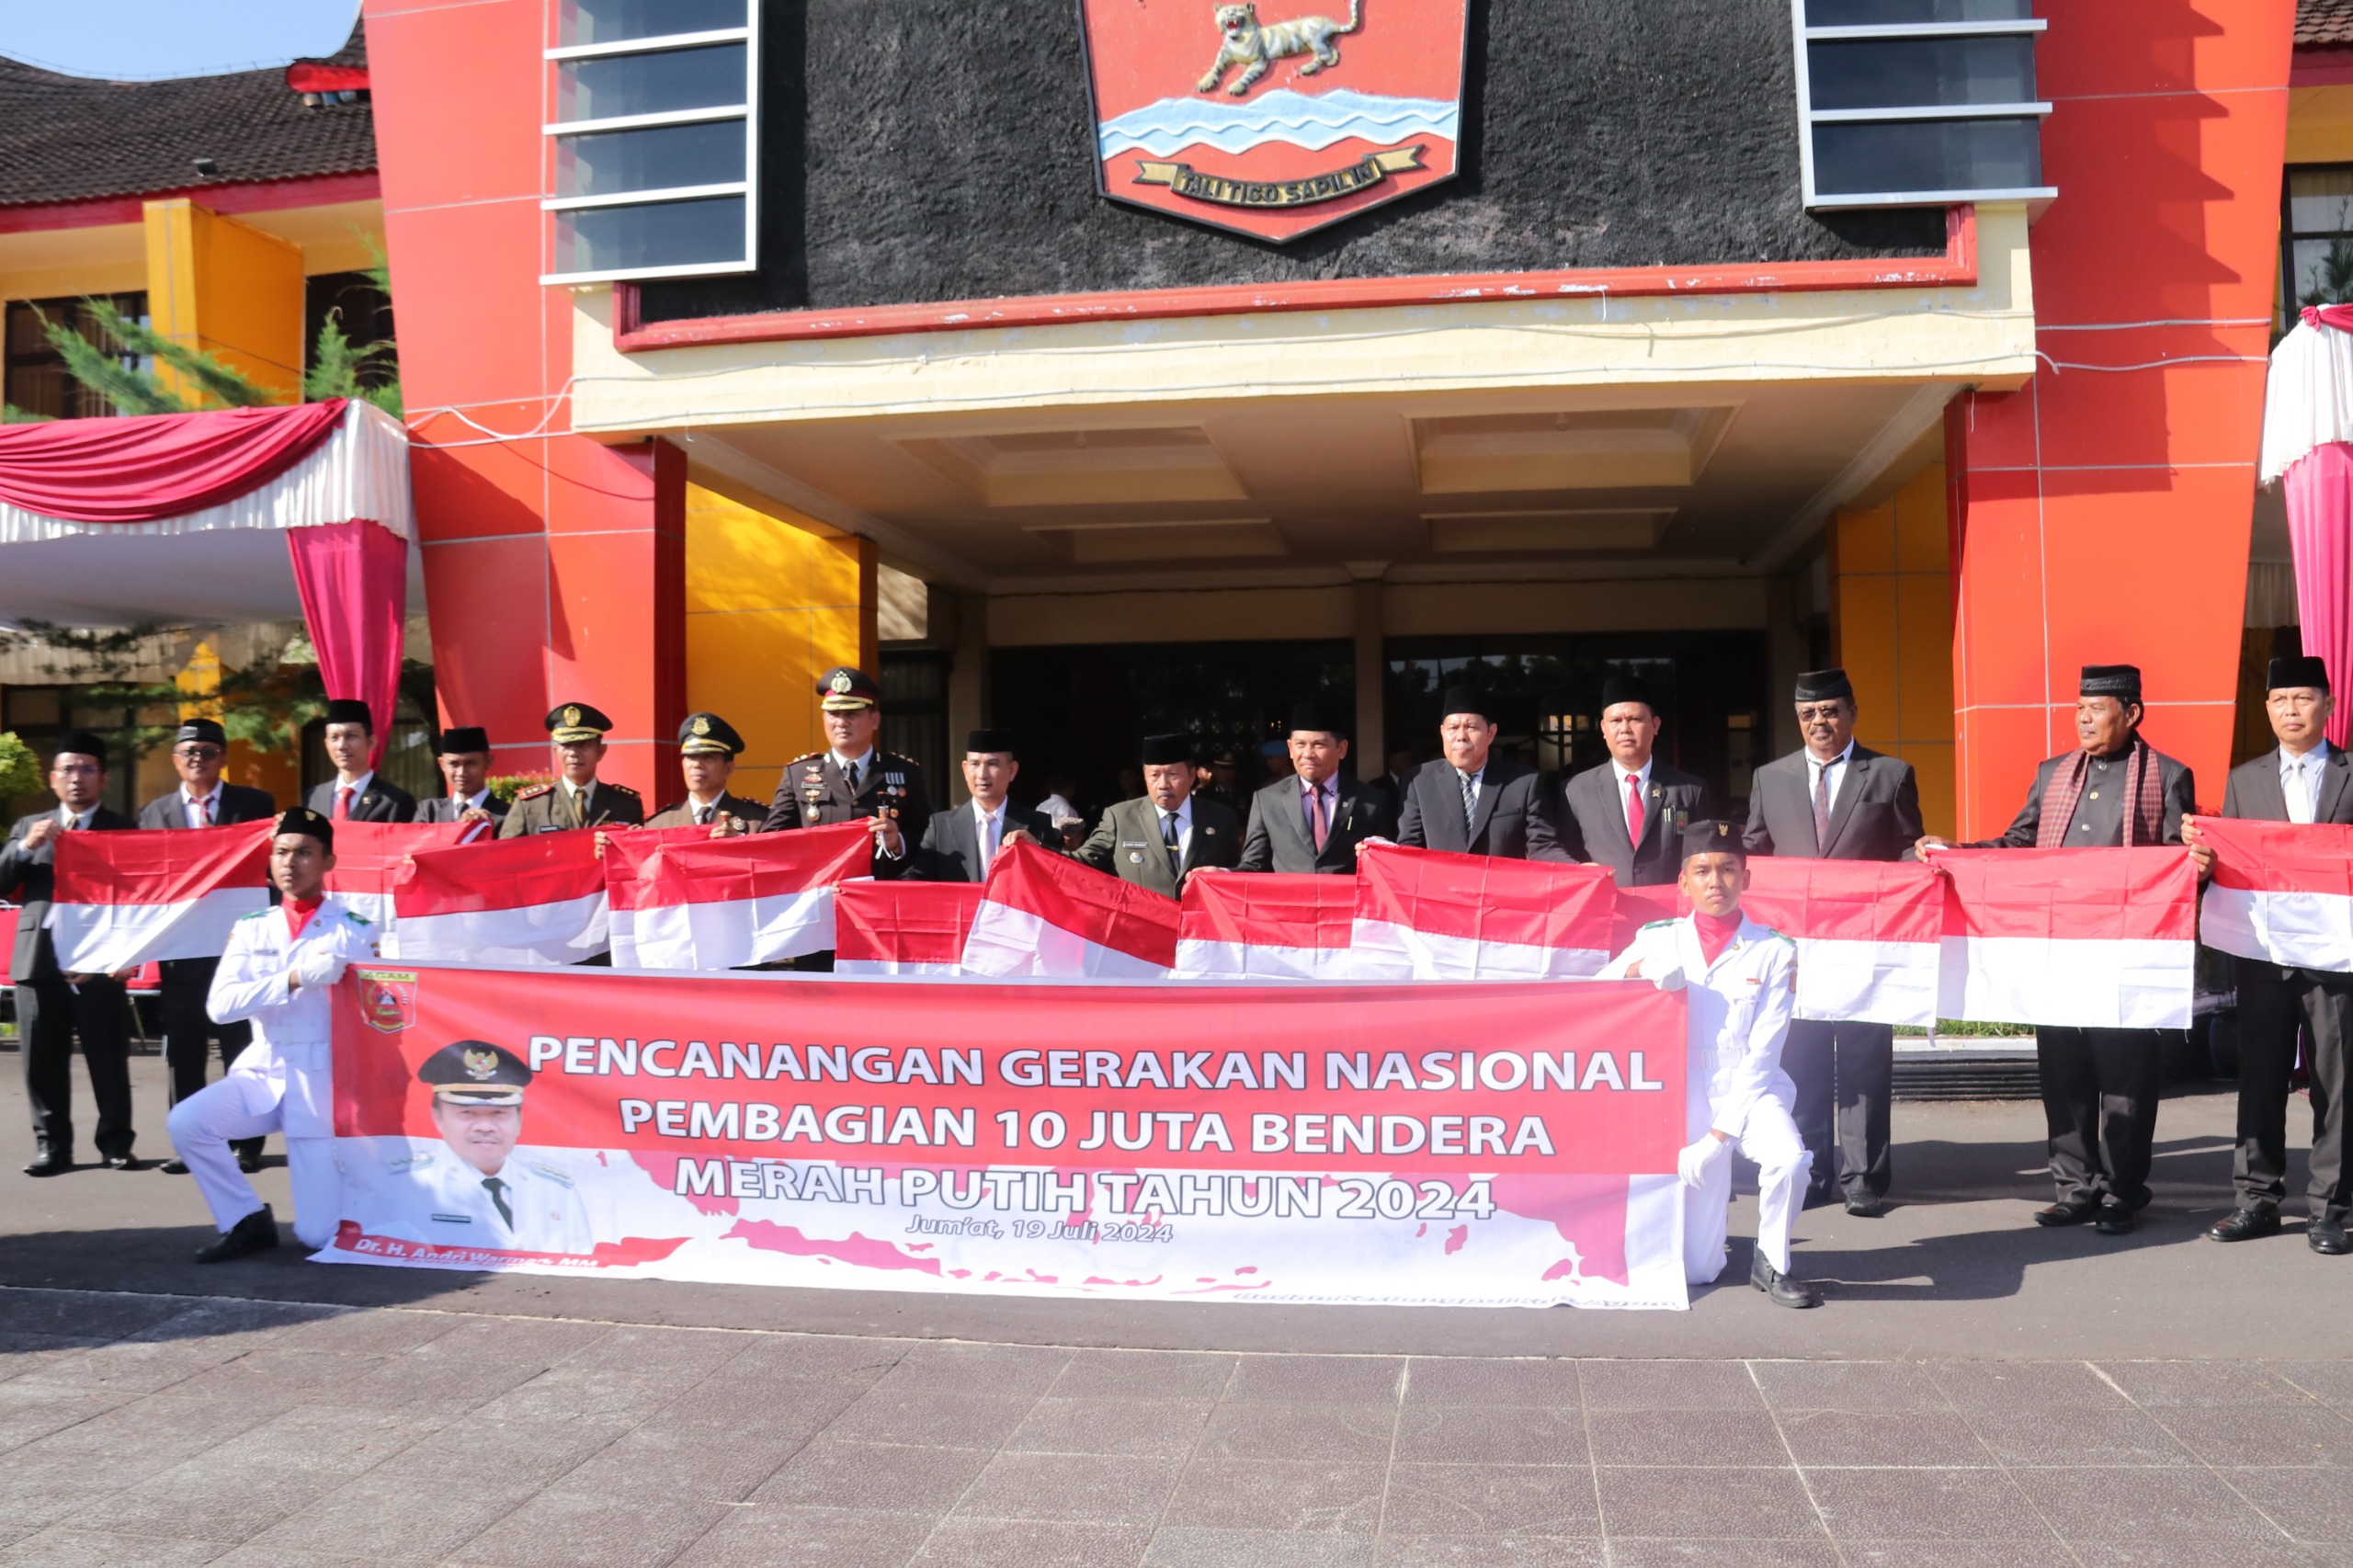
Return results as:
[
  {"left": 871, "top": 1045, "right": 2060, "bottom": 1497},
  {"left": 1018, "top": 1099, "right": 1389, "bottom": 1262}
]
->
[
  {"left": 761, "top": 667, "right": 931, "bottom": 880},
  {"left": 0, "top": 733, "right": 138, "bottom": 1175},
  {"left": 1242, "top": 700, "right": 1393, "bottom": 873},
  {"left": 1745, "top": 668, "right": 1927, "bottom": 1216},
  {"left": 304, "top": 699, "right": 415, "bottom": 824},
  {"left": 1556, "top": 674, "right": 1711, "bottom": 885},
  {"left": 918, "top": 729, "right": 1056, "bottom": 883},
  {"left": 412, "top": 726, "right": 509, "bottom": 831},
  {"left": 1077, "top": 733, "right": 1242, "bottom": 897},
  {"left": 499, "top": 703, "right": 644, "bottom": 836},
  {"left": 137, "top": 718, "right": 278, "bottom": 1174},
  {"left": 1919, "top": 663, "right": 2196, "bottom": 1236},
  {"left": 1396, "top": 687, "right": 1563, "bottom": 860},
  {"left": 2186, "top": 655, "right": 2353, "bottom": 1256},
  {"left": 645, "top": 712, "right": 768, "bottom": 832}
]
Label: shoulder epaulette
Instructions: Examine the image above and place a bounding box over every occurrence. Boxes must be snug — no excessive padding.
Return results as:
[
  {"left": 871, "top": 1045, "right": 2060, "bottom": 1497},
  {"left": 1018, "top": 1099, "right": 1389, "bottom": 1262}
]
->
[
  {"left": 1640, "top": 918, "right": 1677, "bottom": 930},
  {"left": 344, "top": 910, "right": 372, "bottom": 926},
  {"left": 608, "top": 783, "right": 639, "bottom": 797},
  {"left": 788, "top": 752, "right": 823, "bottom": 766},
  {"left": 1762, "top": 926, "right": 1794, "bottom": 944},
  {"left": 236, "top": 909, "right": 270, "bottom": 922},
  {"left": 516, "top": 783, "right": 553, "bottom": 801},
  {"left": 524, "top": 1161, "right": 574, "bottom": 1187}
]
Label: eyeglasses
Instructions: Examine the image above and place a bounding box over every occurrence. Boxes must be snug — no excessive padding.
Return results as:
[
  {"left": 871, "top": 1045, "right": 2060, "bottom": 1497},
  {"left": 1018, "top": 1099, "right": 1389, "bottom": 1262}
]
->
[{"left": 174, "top": 746, "right": 224, "bottom": 760}]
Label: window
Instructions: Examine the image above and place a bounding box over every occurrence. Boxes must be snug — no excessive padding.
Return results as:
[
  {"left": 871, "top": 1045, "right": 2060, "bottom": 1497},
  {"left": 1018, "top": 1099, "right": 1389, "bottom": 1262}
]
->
[
  {"left": 303, "top": 271, "right": 398, "bottom": 395},
  {"left": 1791, "top": 0, "right": 2054, "bottom": 210},
  {"left": 3, "top": 294, "right": 150, "bottom": 421},
  {"left": 2283, "top": 166, "right": 2353, "bottom": 314},
  {"left": 541, "top": 0, "right": 758, "bottom": 284}
]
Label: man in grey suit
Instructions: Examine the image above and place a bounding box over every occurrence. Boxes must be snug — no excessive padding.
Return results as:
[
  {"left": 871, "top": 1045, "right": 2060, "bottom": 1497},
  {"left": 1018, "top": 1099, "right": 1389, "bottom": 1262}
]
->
[
  {"left": 918, "top": 729, "right": 1056, "bottom": 884},
  {"left": 1241, "top": 701, "right": 1394, "bottom": 873},
  {"left": 1397, "top": 687, "right": 1563, "bottom": 859},
  {"left": 304, "top": 699, "right": 415, "bottom": 824},
  {"left": 1556, "top": 674, "right": 1710, "bottom": 886},
  {"left": 1077, "top": 733, "right": 1242, "bottom": 897},
  {"left": 2186, "top": 655, "right": 2353, "bottom": 1256},
  {"left": 1745, "top": 668, "right": 1926, "bottom": 1215},
  {"left": 0, "top": 733, "right": 138, "bottom": 1175},
  {"left": 411, "top": 726, "right": 509, "bottom": 830}
]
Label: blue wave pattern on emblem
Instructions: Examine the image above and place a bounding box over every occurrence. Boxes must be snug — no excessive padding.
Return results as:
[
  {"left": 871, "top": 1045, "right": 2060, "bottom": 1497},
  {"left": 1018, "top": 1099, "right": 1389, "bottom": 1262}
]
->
[{"left": 1098, "top": 87, "right": 1460, "bottom": 160}]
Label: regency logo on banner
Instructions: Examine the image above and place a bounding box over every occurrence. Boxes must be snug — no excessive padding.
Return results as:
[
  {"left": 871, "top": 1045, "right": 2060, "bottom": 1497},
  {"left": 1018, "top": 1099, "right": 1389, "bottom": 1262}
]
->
[{"left": 1079, "top": 0, "right": 1470, "bottom": 243}]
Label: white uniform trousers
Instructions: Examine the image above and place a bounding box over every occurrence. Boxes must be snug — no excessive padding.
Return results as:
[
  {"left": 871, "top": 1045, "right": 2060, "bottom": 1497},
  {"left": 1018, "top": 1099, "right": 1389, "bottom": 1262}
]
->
[
  {"left": 1685, "top": 1097, "right": 1811, "bottom": 1282},
  {"left": 166, "top": 1072, "right": 339, "bottom": 1249}
]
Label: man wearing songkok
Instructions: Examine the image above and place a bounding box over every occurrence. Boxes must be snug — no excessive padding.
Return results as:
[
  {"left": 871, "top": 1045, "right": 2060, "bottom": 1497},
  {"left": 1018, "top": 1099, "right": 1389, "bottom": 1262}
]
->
[
  {"left": 1241, "top": 700, "right": 1394, "bottom": 873},
  {"left": 1917, "top": 663, "right": 2195, "bottom": 1235},
  {"left": 646, "top": 712, "right": 767, "bottom": 833},
  {"left": 1395, "top": 686, "right": 1562, "bottom": 859},
  {"left": 305, "top": 699, "right": 415, "bottom": 823},
  {"left": 501, "top": 703, "right": 643, "bottom": 835},
  {"left": 2186, "top": 654, "right": 2353, "bottom": 1255},
  {"left": 1557, "top": 673, "right": 1711, "bottom": 886},
  {"left": 168, "top": 808, "right": 380, "bottom": 1262},
  {"left": 1602, "top": 821, "right": 1819, "bottom": 1307},
  {"left": 359, "top": 1041, "right": 593, "bottom": 1256},
  {"left": 918, "top": 729, "right": 1055, "bottom": 883},
  {"left": 412, "top": 726, "right": 507, "bottom": 828},
  {"left": 760, "top": 667, "right": 932, "bottom": 878},
  {"left": 1744, "top": 667, "right": 1925, "bottom": 1216},
  {"left": 1078, "top": 733, "right": 1242, "bottom": 897}
]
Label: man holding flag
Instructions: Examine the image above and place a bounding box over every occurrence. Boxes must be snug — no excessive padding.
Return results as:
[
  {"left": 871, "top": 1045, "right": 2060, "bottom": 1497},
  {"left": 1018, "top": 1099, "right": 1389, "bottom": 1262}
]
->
[{"left": 412, "top": 727, "right": 506, "bottom": 833}]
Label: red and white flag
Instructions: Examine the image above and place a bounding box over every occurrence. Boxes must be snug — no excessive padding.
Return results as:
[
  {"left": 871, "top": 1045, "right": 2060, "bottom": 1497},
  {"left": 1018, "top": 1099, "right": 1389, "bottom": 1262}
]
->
[
  {"left": 961, "top": 837, "right": 1180, "bottom": 979},
  {"left": 1740, "top": 858, "right": 1943, "bottom": 1028},
  {"left": 601, "top": 824, "right": 723, "bottom": 968},
  {"left": 321, "top": 822, "right": 473, "bottom": 935},
  {"left": 626, "top": 824, "right": 872, "bottom": 971},
  {"left": 1349, "top": 844, "right": 1616, "bottom": 981},
  {"left": 48, "top": 820, "right": 272, "bottom": 971},
  {"left": 835, "top": 878, "right": 985, "bottom": 976},
  {"left": 1930, "top": 846, "right": 2198, "bottom": 1028},
  {"left": 389, "top": 832, "right": 608, "bottom": 967},
  {"left": 1174, "top": 869, "right": 1356, "bottom": 981},
  {"left": 2195, "top": 817, "right": 2353, "bottom": 972}
]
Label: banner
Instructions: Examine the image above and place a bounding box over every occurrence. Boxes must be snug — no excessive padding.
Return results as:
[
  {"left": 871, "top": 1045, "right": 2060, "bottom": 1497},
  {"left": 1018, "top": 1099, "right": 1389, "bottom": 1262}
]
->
[
  {"left": 961, "top": 838, "right": 1181, "bottom": 979},
  {"left": 2196, "top": 817, "right": 2353, "bottom": 972},
  {"left": 1350, "top": 845, "right": 1616, "bottom": 981},
  {"left": 1174, "top": 869, "right": 1356, "bottom": 981},
  {"left": 1930, "top": 846, "right": 2197, "bottom": 1028},
  {"left": 323, "top": 962, "right": 1692, "bottom": 1310},
  {"left": 320, "top": 821, "right": 473, "bottom": 933},
  {"left": 625, "top": 824, "right": 871, "bottom": 971},
  {"left": 388, "top": 832, "right": 608, "bottom": 967},
  {"left": 835, "top": 879, "right": 983, "bottom": 976},
  {"left": 50, "top": 820, "right": 271, "bottom": 971}
]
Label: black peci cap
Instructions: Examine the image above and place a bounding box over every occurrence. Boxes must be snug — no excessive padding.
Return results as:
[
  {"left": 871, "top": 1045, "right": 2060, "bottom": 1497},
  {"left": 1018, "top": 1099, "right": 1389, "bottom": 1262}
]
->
[
  {"left": 436, "top": 726, "right": 490, "bottom": 756},
  {"left": 677, "top": 711, "right": 745, "bottom": 756},
  {"left": 51, "top": 731, "right": 108, "bottom": 769},
  {"left": 965, "top": 728, "right": 1017, "bottom": 756},
  {"left": 1140, "top": 733, "right": 1194, "bottom": 767},
  {"left": 2268, "top": 655, "right": 2331, "bottom": 695},
  {"left": 321, "top": 699, "right": 374, "bottom": 730},
  {"left": 1600, "top": 674, "right": 1654, "bottom": 713},
  {"left": 275, "top": 806, "right": 334, "bottom": 852},
  {"left": 174, "top": 719, "right": 228, "bottom": 749},
  {"left": 1438, "top": 686, "right": 1491, "bottom": 723},
  {"left": 545, "top": 703, "right": 613, "bottom": 744},
  {"left": 1681, "top": 818, "right": 1745, "bottom": 862},
  {"left": 1289, "top": 700, "right": 1347, "bottom": 738},
  {"left": 2079, "top": 665, "right": 2143, "bottom": 702},
  {"left": 1793, "top": 668, "right": 1854, "bottom": 704},
  {"left": 418, "top": 1040, "right": 532, "bottom": 1106}
]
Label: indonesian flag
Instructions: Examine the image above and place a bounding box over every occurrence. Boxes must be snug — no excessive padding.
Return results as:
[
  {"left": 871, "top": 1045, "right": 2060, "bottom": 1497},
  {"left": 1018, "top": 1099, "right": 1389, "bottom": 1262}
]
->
[
  {"left": 835, "top": 878, "right": 985, "bottom": 976},
  {"left": 600, "top": 824, "right": 722, "bottom": 968},
  {"left": 961, "top": 836, "right": 1180, "bottom": 979},
  {"left": 48, "top": 820, "right": 272, "bottom": 971},
  {"left": 2196, "top": 817, "right": 2353, "bottom": 972},
  {"left": 1348, "top": 844, "right": 1616, "bottom": 981},
  {"left": 1929, "top": 846, "right": 2198, "bottom": 1028},
  {"left": 626, "top": 824, "right": 872, "bottom": 971},
  {"left": 1173, "top": 869, "right": 1356, "bottom": 981},
  {"left": 1741, "top": 858, "right": 1942, "bottom": 1028},
  {"left": 388, "top": 832, "right": 608, "bottom": 967},
  {"left": 320, "top": 822, "right": 472, "bottom": 935}
]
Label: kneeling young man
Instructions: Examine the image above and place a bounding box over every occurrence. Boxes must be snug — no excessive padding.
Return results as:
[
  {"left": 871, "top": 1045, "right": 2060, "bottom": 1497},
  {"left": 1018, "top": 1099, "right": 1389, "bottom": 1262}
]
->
[
  {"left": 1602, "top": 821, "right": 1819, "bottom": 1307},
  {"left": 169, "top": 808, "right": 379, "bottom": 1261}
]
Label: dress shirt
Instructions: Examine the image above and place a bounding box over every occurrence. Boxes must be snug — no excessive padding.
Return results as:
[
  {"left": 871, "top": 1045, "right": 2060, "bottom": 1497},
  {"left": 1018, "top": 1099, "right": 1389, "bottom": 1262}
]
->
[
  {"left": 180, "top": 785, "right": 223, "bottom": 828},
  {"left": 1619, "top": 756, "right": 1654, "bottom": 840},
  {"left": 1805, "top": 742, "right": 1856, "bottom": 812},
  {"left": 1455, "top": 765, "right": 1486, "bottom": 812},
  {"left": 831, "top": 748, "right": 876, "bottom": 789},
  {"left": 333, "top": 769, "right": 374, "bottom": 817},
  {"left": 972, "top": 798, "right": 1007, "bottom": 864},
  {"left": 1156, "top": 798, "right": 1195, "bottom": 860},
  {"left": 687, "top": 792, "right": 727, "bottom": 825},
  {"left": 450, "top": 787, "right": 493, "bottom": 813},
  {"left": 2282, "top": 742, "right": 2331, "bottom": 825},
  {"left": 56, "top": 803, "right": 97, "bottom": 830}
]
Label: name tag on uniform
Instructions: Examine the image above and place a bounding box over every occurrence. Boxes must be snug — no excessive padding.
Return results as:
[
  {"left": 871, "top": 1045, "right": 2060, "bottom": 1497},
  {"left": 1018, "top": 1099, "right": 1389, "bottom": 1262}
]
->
[{"left": 431, "top": 1213, "right": 472, "bottom": 1224}]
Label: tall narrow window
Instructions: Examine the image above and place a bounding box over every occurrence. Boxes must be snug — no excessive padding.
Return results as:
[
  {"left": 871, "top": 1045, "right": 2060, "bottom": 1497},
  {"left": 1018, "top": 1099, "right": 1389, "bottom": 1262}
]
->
[
  {"left": 1792, "top": 0, "right": 2054, "bottom": 210},
  {"left": 541, "top": 0, "right": 758, "bottom": 284}
]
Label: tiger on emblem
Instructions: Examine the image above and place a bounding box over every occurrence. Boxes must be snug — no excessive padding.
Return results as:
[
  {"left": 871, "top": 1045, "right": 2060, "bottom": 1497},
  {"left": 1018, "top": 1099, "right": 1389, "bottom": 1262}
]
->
[{"left": 1198, "top": 0, "right": 1364, "bottom": 97}]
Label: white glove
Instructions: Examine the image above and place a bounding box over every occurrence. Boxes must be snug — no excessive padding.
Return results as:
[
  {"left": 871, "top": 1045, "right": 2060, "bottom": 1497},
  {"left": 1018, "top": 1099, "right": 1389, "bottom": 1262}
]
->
[
  {"left": 1677, "top": 1134, "right": 1731, "bottom": 1190},
  {"left": 294, "top": 949, "right": 347, "bottom": 989},
  {"left": 1648, "top": 964, "right": 1687, "bottom": 994}
]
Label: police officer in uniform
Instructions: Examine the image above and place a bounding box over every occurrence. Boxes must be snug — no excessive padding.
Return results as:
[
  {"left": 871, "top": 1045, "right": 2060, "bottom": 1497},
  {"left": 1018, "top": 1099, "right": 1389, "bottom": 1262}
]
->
[
  {"left": 412, "top": 727, "right": 508, "bottom": 830},
  {"left": 499, "top": 704, "right": 644, "bottom": 836},
  {"left": 759, "top": 667, "right": 931, "bottom": 878},
  {"left": 646, "top": 712, "right": 767, "bottom": 832},
  {"left": 359, "top": 1041, "right": 594, "bottom": 1256}
]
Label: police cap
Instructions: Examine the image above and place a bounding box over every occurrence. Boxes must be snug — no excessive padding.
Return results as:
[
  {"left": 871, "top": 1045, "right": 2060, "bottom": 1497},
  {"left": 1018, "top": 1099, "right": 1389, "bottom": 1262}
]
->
[
  {"left": 816, "top": 667, "right": 880, "bottom": 712},
  {"left": 677, "top": 711, "right": 745, "bottom": 756}
]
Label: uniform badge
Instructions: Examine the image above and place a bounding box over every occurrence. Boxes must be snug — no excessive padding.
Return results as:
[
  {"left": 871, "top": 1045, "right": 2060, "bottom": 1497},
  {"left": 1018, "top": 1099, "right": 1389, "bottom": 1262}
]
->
[
  {"left": 691, "top": 715, "right": 711, "bottom": 737},
  {"left": 830, "top": 671, "right": 855, "bottom": 695},
  {"left": 463, "top": 1047, "right": 501, "bottom": 1081},
  {"left": 1129, "top": 851, "right": 1142, "bottom": 864},
  {"left": 563, "top": 705, "right": 582, "bottom": 728}
]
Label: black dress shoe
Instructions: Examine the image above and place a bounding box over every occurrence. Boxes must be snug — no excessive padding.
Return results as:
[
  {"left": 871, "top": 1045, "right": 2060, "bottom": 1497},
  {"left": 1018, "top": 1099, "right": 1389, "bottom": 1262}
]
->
[
  {"left": 2094, "top": 1204, "right": 2137, "bottom": 1236},
  {"left": 2034, "top": 1201, "right": 2094, "bottom": 1227},
  {"left": 21, "top": 1155, "right": 70, "bottom": 1177},
  {"left": 2311, "top": 1218, "right": 2350, "bottom": 1256},
  {"left": 2204, "top": 1208, "right": 2280, "bottom": 1243},
  {"left": 1750, "top": 1251, "right": 1823, "bottom": 1309},
  {"left": 1845, "top": 1196, "right": 1887, "bottom": 1218},
  {"left": 235, "top": 1151, "right": 264, "bottom": 1176},
  {"left": 194, "top": 1205, "right": 278, "bottom": 1264},
  {"left": 102, "top": 1155, "right": 138, "bottom": 1172},
  {"left": 157, "top": 1159, "right": 188, "bottom": 1175}
]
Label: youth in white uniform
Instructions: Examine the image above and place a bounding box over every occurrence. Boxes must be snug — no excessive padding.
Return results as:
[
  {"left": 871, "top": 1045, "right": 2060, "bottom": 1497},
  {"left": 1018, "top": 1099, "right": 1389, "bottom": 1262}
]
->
[
  {"left": 1599, "top": 819, "right": 1818, "bottom": 1305},
  {"left": 169, "top": 809, "right": 378, "bottom": 1256}
]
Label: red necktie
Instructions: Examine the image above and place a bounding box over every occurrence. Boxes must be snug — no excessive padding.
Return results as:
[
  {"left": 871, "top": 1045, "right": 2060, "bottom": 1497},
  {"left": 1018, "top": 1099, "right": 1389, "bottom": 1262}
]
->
[
  {"left": 197, "top": 794, "right": 212, "bottom": 827},
  {"left": 1624, "top": 773, "right": 1644, "bottom": 846},
  {"left": 334, "top": 785, "right": 353, "bottom": 822}
]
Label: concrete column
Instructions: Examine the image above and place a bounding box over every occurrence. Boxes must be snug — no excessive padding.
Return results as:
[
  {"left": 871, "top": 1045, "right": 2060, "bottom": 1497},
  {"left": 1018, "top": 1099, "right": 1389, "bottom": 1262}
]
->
[
  {"left": 947, "top": 590, "right": 990, "bottom": 803},
  {"left": 142, "top": 199, "right": 306, "bottom": 403},
  {"left": 1352, "top": 571, "right": 1384, "bottom": 781}
]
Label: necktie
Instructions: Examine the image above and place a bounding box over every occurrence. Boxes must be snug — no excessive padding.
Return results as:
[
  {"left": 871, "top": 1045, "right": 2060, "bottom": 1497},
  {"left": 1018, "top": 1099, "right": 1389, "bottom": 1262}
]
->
[
  {"left": 1459, "top": 770, "right": 1477, "bottom": 835},
  {"left": 1310, "top": 782, "right": 1329, "bottom": 850},
  {"left": 1162, "top": 810, "right": 1181, "bottom": 879},
  {"left": 1812, "top": 760, "right": 1833, "bottom": 850},
  {"left": 195, "top": 794, "right": 212, "bottom": 827},
  {"left": 696, "top": 804, "right": 712, "bottom": 827},
  {"left": 483, "top": 1177, "right": 513, "bottom": 1230},
  {"left": 2290, "top": 756, "right": 2313, "bottom": 825},
  {"left": 1625, "top": 773, "right": 1645, "bottom": 847},
  {"left": 333, "top": 785, "right": 353, "bottom": 822},
  {"left": 845, "top": 758, "right": 861, "bottom": 793}
]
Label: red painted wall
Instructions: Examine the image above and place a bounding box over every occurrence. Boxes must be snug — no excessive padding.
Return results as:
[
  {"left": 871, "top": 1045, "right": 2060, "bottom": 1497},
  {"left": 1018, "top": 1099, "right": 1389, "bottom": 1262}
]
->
[
  {"left": 1949, "top": 1, "right": 2291, "bottom": 834},
  {"left": 364, "top": 0, "right": 683, "bottom": 800}
]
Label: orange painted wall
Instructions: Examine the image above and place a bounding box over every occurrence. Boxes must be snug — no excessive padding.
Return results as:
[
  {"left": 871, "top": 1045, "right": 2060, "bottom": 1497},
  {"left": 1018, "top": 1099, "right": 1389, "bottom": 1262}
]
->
[
  {"left": 1949, "top": 1, "right": 2291, "bottom": 834},
  {"left": 142, "top": 200, "right": 306, "bottom": 403},
  {"left": 1828, "top": 463, "right": 1957, "bottom": 839},
  {"left": 363, "top": 0, "right": 684, "bottom": 800}
]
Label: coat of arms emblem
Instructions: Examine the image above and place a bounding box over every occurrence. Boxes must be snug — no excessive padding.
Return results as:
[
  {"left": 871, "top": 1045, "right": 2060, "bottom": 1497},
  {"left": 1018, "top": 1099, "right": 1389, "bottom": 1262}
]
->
[
  {"left": 1079, "top": 0, "right": 1469, "bottom": 244},
  {"left": 357, "top": 971, "right": 417, "bottom": 1034}
]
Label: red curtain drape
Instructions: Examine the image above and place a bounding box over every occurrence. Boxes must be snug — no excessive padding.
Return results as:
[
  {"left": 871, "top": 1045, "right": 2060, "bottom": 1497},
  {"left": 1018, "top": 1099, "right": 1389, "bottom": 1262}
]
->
[
  {"left": 0, "top": 400, "right": 347, "bottom": 523},
  {"left": 285, "top": 520, "right": 409, "bottom": 769}
]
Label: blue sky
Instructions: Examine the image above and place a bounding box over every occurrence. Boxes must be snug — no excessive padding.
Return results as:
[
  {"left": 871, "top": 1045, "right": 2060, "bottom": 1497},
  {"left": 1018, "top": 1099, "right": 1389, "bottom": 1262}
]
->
[{"left": 0, "top": 0, "right": 361, "bottom": 80}]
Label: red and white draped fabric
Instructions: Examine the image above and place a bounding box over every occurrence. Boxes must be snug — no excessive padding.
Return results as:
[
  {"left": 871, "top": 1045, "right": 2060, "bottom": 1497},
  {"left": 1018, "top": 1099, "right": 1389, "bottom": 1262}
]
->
[
  {"left": 320, "top": 821, "right": 474, "bottom": 936},
  {"left": 1929, "top": 846, "right": 2199, "bottom": 1028},
  {"left": 1348, "top": 845, "right": 1616, "bottom": 981},
  {"left": 835, "top": 879, "right": 986, "bottom": 976},
  {"left": 2261, "top": 303, "right": 2353, "bottom": 748},
  {"left": 2195, "top": 817, "right": 2353, "bottom": 972},
  {"left": 599, "top": 825, "right": 720, "bottom": 968},
  {"left": 961, "top": 837, "right": 1181, "bottom": 979},
  {"left": 389, "top": 832, "right": 609, "bottom": 967},
  {"left": 47, "top": 821, "right": 273, "bottom": 971},
  {"left": 1173, "top": 869, "right": 1357, "bottom": 981},
  {"left": 1739, "top": 858, "right": 1943, "bottom": 1028},
  {"left": 624, "top": 825, "right": 872, "bottom": 971}
]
